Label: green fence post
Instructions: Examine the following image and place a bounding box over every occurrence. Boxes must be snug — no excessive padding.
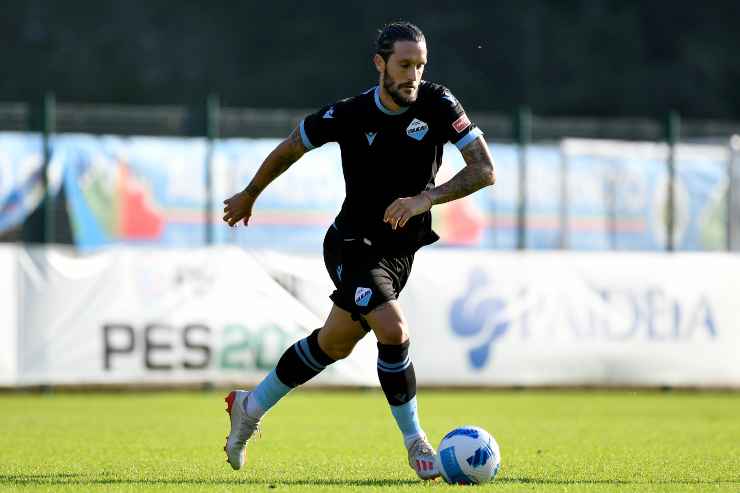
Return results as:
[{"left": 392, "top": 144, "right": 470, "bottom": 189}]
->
[
  {"left": 205, "top": 93, "right": 220, "bottom": 245},
  {"left": 514, "top": 106, "right": 531, "bottom": 250},
  {"left": 43, "top": 92, "right": 56, "bottom": 244},
  {"left": 665, "top": 111, "right": 680, "bottom": 252},
  {"left": 23, "top": 93, "right": 56, "bottom": 244}
]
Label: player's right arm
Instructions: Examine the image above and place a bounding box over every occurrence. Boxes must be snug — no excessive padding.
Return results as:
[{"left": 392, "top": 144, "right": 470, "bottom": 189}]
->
[
  {"left": 222, "top": 127, "right": 307, "bottom": 227},
  {"left": 223, "top": 103, "right": 341, "bottom": 227}
]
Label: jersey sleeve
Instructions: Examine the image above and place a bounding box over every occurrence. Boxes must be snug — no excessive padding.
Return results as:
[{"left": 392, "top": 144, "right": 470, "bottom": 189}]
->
[
  {"left": 437, "top": 88, "right": 484, "bottom": 150},
  {"left": 299, "top": 103, "right": 342, "bottom": 150}
]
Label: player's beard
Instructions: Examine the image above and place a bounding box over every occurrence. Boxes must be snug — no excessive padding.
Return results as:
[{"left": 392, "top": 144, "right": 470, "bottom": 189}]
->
[{"left": 382, "top": 70, "right": 417, "bottom": 107}]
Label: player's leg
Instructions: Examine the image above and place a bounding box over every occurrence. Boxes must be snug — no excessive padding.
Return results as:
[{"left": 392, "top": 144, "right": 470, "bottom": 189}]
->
[
  {"left": 364, "top": 300, "right": 440, "bottom": 480},
  {"left": 248, "top": 303, "right": 367, "bottom": 418},
  {"left": 225, "top": 304, "right": 367, "bottom": 470}
]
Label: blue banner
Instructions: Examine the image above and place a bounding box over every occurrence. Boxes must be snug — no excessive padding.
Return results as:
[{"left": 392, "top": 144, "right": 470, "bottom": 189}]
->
[
  {"left": 0, "top": 133, "right": 730, "bottom": 251},
  {"left": 0, "top": 133, "right": 46, "bottom": 233},
  {"left": 563, "top": 141, "right": 729, "bottom": 250}
]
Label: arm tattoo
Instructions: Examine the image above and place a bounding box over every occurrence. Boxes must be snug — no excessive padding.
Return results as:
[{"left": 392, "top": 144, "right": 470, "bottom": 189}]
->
[
  {"left": 244, "top": 127, "right": 307, "bottom": 198},
  {"left": 461, "top": 137, "right": 491, "bottom": 167},
  {"left": 427, "top": 137, "right": 495, "bottom": 205},
  {"left": 287, "top": 126, "right": 305, "bottom": 152}
]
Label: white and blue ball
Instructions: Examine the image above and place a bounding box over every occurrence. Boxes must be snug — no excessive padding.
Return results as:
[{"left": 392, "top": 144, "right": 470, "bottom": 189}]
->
[{"left": 437, "top": 425, "right": 501, "bottom": 485}]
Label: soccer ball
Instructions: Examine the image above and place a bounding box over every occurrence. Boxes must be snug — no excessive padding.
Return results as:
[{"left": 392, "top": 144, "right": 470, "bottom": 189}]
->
[{"left": 437, "top": 425, "right": 501, "bottom": 485}]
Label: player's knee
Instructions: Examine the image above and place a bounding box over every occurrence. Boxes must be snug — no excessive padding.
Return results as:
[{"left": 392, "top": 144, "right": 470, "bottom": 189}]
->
[
  {"left": 366, "top": 301, "right": 409, "bottom": 345},
  {"left": 321, "top": 342, "right": 354, "bottom": 360},
  {"left": 374, "top": 324, "right": 408, "bottom": 345}
]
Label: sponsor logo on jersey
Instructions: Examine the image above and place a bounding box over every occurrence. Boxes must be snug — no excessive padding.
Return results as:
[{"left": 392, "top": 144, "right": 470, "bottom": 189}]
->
[
  {"left": 406, "top": 118, "right": 429, "bottom": 141},
  {"left": 323, "top": 107, "right": 335, "bottom": 119},
  {"left": 365, "top": 132, "right": 377, "bottom": 145},
  {"left": 452, "top": 114, "right": 471, "bottom": 133},
  {"left": 355, "top": 287, "right": 373, "bottom": 307}
]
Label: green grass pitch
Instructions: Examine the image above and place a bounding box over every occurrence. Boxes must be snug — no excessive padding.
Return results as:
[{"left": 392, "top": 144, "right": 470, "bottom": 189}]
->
[{"left": 0, "top": 389, "right": 738, "bottom": 492}]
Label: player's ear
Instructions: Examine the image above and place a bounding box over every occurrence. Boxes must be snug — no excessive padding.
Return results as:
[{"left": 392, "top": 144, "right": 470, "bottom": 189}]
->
[{"left": 373, "top": 54, "right": 385, "bottom": 74}]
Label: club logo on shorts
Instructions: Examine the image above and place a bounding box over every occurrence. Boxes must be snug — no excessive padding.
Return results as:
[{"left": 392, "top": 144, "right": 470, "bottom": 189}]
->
[
  {"left": 452, "top": 114, "right": 471, "bottom": 133},
  {"left": 355, "top": 287, "right": 373, "bottom": 307},
  {"left": 406, "top": 118, "right": 429, "bottom": 141},
  {"left": 366, "top": 132, "right": 377, "bottom": 145}
]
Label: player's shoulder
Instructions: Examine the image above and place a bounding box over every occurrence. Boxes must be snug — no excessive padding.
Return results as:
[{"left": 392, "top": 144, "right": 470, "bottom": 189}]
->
[
  {"left": 418, "top": 80, "right": 461, "bottom": 109},
  {"left": 322, "top": 88, "right": 374, "bottom": 117}
]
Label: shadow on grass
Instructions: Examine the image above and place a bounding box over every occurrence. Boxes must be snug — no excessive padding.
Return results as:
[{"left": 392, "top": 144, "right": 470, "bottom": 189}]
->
[
  {"left": 2, "top": 474, "right": 739, "bottom": 487},
  {"left": 0, "top": 474, "right": 419, "bottom": 487},
  {"left": 1, "top": 473, "right": 83, "bottom": 481},
  {"left": 499, "top": 477, "right": 740, "bottom": 486}
]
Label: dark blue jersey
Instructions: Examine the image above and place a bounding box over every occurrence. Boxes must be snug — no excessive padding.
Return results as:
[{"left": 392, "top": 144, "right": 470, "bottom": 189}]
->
[{"left": 300, "top": 81, "right": 483, "bottom": 253}]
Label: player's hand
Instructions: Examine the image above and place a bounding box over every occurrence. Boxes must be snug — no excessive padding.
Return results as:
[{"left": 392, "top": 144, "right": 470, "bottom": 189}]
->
[
  {"left": 383, "top": 192, "right": 433, "bottom": 230},
  {"left": 223, "top": 189, "right": 256, "bottom": 227}
]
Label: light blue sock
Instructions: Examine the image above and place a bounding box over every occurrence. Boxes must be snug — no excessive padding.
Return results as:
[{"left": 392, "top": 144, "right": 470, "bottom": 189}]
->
[
  {"left": 246, "top": 369, "right": 291, "bottom": 418},
  {"left": 390, "top": 396, "right": 424, "bottom": 446}
]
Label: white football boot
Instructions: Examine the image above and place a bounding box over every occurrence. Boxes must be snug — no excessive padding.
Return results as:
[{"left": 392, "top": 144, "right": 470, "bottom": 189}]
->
[
  {"left": 406, "top": 434, "right": 440, "bottom": 480},
  {"left": 224, "top": 390, "right": 261, "bottom": 470}
]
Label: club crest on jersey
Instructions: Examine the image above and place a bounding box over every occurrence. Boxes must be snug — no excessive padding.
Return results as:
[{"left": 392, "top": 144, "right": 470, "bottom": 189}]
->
[
  {"left": 323, "top": 106, "right": 335, "bottom": 119},
  {"left": 355, "top": 287, "right": 373, "bottom": 307},
  {"left": 365, "top": 132, "right": 377, "bottom": 145},
  {"left": 406, "top": 118, "right": 429, "bottom": 141}
]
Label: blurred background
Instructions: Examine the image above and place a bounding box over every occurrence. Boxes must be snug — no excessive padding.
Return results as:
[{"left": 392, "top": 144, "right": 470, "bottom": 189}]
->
[{"left": 1, "top": 1, "right": 738, "bottom": 389}]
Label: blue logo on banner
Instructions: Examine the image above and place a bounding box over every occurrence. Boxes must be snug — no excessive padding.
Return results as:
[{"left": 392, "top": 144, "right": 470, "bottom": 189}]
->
[
  {"left": 450, "top": 271, "right": 513, "bottom": 369},
  {"left": 449, "top": 269, "right": 719, "bottom": 372}
]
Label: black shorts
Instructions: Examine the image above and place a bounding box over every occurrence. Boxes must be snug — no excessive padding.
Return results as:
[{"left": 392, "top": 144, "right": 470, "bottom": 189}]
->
[{"left": 323, "top": 225, "right": 414, "bottom": 322}]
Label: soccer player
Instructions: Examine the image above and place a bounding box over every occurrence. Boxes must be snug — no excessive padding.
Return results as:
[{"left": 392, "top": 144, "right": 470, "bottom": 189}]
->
[{"left": 222, "top": 21, "right": 495, "bottom": 480}]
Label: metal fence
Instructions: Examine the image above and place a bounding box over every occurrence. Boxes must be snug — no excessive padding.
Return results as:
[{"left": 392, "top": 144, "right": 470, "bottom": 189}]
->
[
  {"left": 2, "top": 95, "right": 740, "bottom": 251},
  {"left": 4, "top": 97, "right": 740, "bottom": 141}
]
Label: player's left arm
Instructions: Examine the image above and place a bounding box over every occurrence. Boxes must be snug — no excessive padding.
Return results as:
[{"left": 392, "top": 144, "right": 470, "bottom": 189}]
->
[
  {"left": 425, "top": 136, "right": 495, "bottom": 205},
  {"left": 385, "top": 136, "right": 495, "bottom": 229}
]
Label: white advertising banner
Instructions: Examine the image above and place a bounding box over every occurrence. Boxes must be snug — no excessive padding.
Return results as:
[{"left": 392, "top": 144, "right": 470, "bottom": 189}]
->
[
  {"left": 253, "top": 249, "right": 740, "bottom": 387},
  {"left": 0, "top": 246, "right": 17, "bottom": 385},
  {"left": 403, "top": 250, "right": 740, "bottom": 386},
  {"left": 9, "top": 246, "right": 740, "bottom": 387},
  {"left": 15, "top": 246, "right": 376, "bottom": 386}
]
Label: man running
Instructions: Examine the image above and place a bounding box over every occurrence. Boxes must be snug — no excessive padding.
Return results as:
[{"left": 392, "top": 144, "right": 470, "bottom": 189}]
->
[{"left": 222, "top": 21, "right": 495, "bottom": 480}]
